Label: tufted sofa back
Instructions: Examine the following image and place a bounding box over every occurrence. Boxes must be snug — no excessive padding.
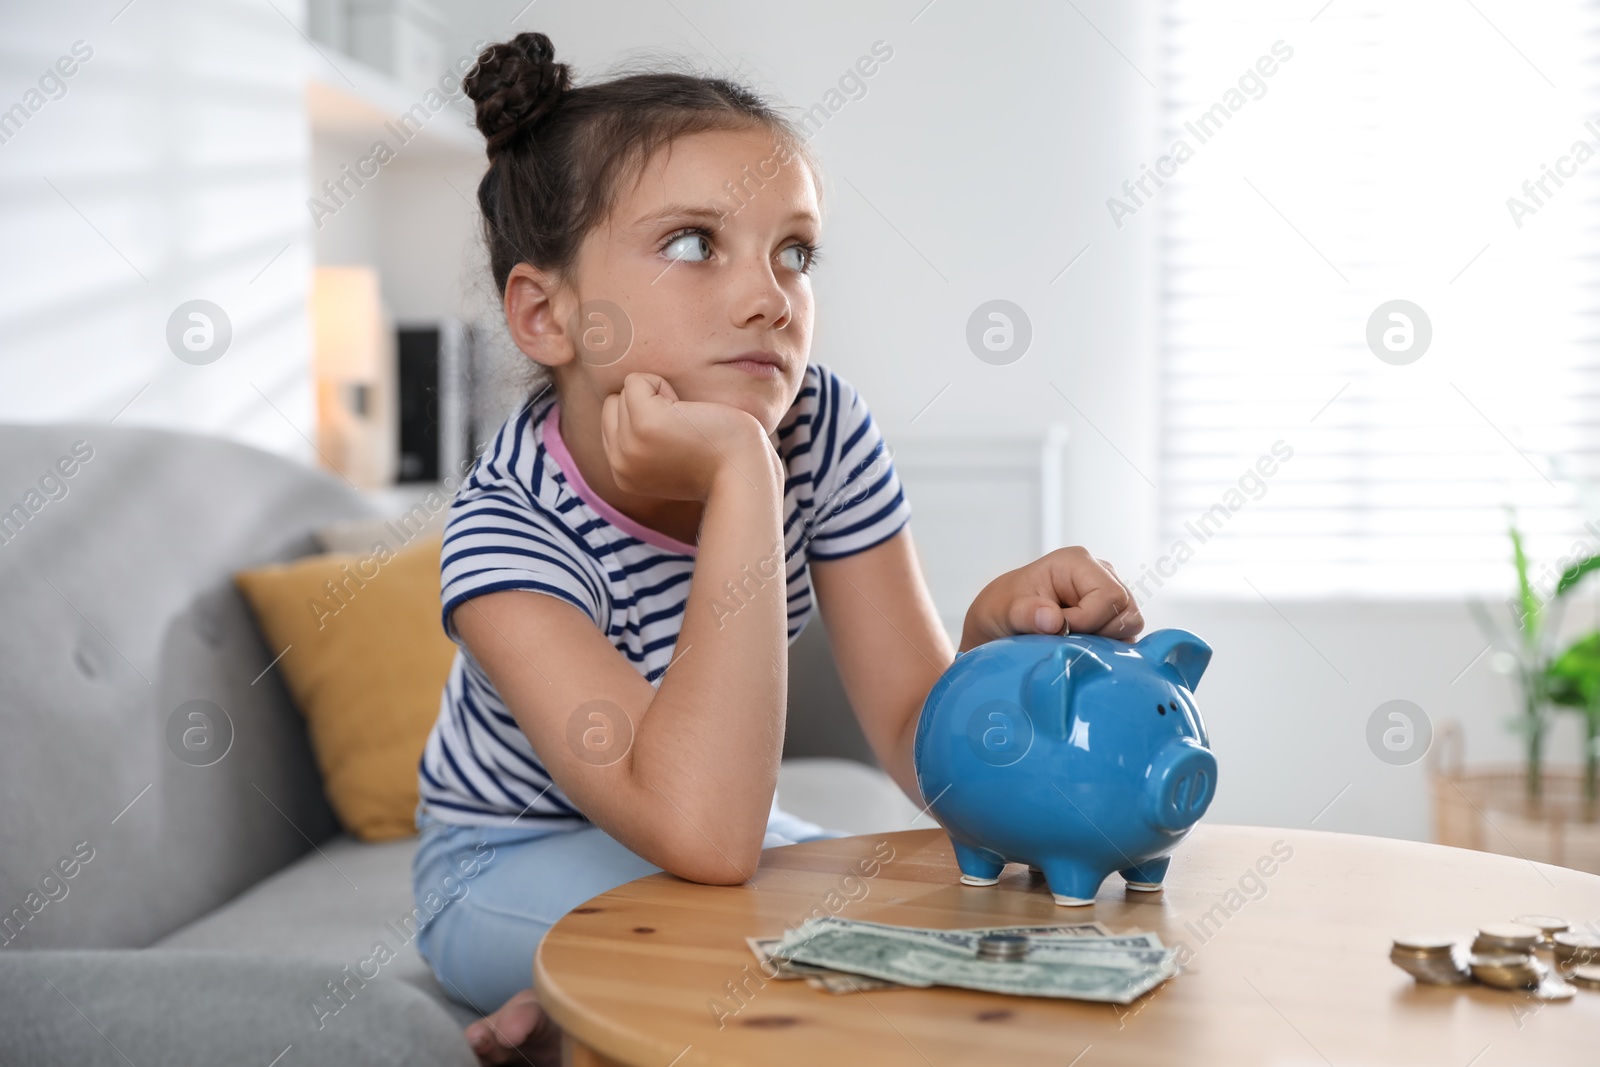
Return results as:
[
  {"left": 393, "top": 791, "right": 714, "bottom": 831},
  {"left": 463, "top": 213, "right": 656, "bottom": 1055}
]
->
[{"left": 0, "top": 423, "right": 374, "bottom": 949}]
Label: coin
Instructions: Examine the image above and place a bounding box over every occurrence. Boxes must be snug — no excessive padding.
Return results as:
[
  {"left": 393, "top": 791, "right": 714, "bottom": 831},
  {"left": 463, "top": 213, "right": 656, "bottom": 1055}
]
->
[
  {"left": 1569, "top": 963, "right": 1600, "bottom": 990},
  {"left": 1391, "top": 934, "right": 1457, "bottom": 954},
  {"left": 1390, "top": 937, "right": 1471, "bottom": 985},
  {"left": 1468, "top": 952, "right": 1541, "bottom": 990},
  {"left": 1513, "top": 914, "right": 1569, "bottom": 937},
  {"left": 1472, "top": 923, "right": 1540, "bottom": 954},
  {"left": 1553, "top": 931, "right": 1600, "bottom": 966},
  {"left": 976, "top": 934, "right": 1030, "bottom": 962}
]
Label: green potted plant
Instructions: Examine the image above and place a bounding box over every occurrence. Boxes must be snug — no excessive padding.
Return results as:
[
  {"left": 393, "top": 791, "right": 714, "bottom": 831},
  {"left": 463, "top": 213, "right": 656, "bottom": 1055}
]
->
[
  {"left": 1536, "top": 614, "right": 1600, "bottom": 806},
  {"left": 1442, "top": 521, "right": 1600, "bottom": 872},
  {"left": 1502, "top": 525, "right": 1552, "bottom": 799}
]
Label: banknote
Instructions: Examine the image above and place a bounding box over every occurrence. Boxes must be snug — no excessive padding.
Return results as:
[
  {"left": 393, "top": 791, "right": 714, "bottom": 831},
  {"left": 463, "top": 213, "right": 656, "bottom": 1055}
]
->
[
  {"left": 804, "top": 972, "right": 908, "bottom": 994},
  {"left": 758, "top": 919, "right": 1113, "bottom": 959},
  {"left": 753, "top": 922, "right": 1117, "bottom": 991},
  {"left": 954, "top": 921, "right": 1112, "bottom": 939},
  {"left": 779, "top": 916, "right": 1168, "bottom": 962},
  {"left": 772, "top": 918, "right": 1176, "bottom": 1004},
  {"left": 779, "top": 916, "right": 1132, "bottom": 952},
  {"left": 744, "top": 935, "right": 840, "bottom": 979}
]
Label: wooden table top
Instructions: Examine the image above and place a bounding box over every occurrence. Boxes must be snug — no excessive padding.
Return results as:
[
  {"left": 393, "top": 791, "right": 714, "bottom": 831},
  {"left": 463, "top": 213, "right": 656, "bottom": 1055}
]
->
[{"left": 534, "top": 824, "right": 1600, "bottom": 1066}]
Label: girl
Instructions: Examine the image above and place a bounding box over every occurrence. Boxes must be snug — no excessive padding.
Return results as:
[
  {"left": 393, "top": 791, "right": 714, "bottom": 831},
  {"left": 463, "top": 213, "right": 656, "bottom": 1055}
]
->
[{"left": 410, "top": 32, "right": 1143, "bottom": 1065}]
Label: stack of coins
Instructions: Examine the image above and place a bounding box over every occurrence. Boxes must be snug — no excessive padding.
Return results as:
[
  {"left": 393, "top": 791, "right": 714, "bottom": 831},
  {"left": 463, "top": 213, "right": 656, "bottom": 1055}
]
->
[
  {"left": 1553, "top": 931, "right": 1600, "bottom": 969},
  {"left": 1467, "top": 952, "right": 1542, "bottom": 990},
  {"left": 1390, "top": 935, "right": 1471, "bottom": 985},
  {"left": 1513, "top": 914, "right": 1569, "bottom": 947},
  {"left": 975, "top": 934, "right": 1030, "bottom": 962},
  {"left": 1471, "top": 923, "right": 1541, "bottom": 955},
  {"left": 1394, "top": 919, "right": 1597, "bottom": 1000}
]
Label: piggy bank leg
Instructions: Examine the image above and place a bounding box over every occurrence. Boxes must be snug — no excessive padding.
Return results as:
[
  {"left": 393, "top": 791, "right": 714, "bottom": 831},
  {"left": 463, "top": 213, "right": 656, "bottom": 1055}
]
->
[
  {"left": 1119, "top": 856, "right": 1171, "bottom": 892},
  {"left": 1039, "top": 858, "right": 1107, "bottom": 906},
  {"left": 952, "top": 840, "right": 1006, "bottom": 886}
]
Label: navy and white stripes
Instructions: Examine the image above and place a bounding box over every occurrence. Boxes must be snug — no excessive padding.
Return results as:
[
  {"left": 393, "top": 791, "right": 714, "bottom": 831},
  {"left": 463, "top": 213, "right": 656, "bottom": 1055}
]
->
[{"left": 417, "top": 363, "right": 911, "bottom": 828}]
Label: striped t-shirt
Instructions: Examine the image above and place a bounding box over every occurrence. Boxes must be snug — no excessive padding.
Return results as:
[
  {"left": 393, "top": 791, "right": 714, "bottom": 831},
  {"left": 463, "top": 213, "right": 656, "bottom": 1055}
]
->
[{"left": 417, "top": 363, "right": 912, "bottom": 828}]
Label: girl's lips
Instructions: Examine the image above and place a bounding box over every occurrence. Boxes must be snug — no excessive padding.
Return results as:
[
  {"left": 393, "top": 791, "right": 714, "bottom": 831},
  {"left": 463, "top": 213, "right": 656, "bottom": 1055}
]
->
[{"left": 722, "top": 358, "right": 782, "bottom": 379}]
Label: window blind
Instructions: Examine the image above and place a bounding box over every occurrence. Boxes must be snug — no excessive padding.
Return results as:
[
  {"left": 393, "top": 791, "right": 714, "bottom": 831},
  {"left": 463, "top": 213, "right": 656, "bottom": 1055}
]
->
[{"left": 1158, "top": 0, "right": 1600, "bottom": 599}]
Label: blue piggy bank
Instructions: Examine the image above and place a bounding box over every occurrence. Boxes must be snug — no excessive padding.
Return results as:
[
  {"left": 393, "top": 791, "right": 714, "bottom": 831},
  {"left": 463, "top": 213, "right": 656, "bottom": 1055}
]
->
[{"left": 912, "top": 628, "right": 1216, "bottom": 906}]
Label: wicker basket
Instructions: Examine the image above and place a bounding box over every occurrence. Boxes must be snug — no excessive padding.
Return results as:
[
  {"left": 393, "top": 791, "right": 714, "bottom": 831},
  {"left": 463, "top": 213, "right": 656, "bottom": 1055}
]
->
[{"left": 1431, "top": 721, "right": 1600, "bottom": 874}]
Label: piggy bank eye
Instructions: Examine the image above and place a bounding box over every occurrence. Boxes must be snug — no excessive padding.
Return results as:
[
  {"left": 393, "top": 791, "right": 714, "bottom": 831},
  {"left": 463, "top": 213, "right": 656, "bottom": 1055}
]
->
[{"left": 1156, "top": 703, "right": 1167, "bottom": 715}]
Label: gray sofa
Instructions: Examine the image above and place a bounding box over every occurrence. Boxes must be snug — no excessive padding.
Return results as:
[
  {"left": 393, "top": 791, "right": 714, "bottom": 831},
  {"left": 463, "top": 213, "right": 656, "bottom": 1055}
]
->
[{"left": 0, "top": 422, "right": 918, "bottom": 1066}]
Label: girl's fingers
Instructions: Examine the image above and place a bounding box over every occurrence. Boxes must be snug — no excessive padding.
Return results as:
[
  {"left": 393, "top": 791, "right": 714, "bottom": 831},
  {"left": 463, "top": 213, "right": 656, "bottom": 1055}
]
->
[
  {"left": 1008, "top": 595, "right": 1066, "bottom": 636},
  {"left": 1100, "top": 556, "right": 1139, "bottom": 620},
  {"left": 1098, "top": 600, "right": 1145, "bottom": 640},
  {"left": 1042, "top": 550, "right": 1133, "bottom": 638},
  {"left": 625, "top": 371, "right": 670, "bottom": 406},
  {"left": 600, "top": 392, "right": 621, "bottom": 457},
  {"left": 615, "top": 382, "right": 634, "bottom": 453},
  {"left": 622, "top": 372, "right": 675, "bottom": 438},
  {"left": 1060, "top": 586, "right": 1128, "bottom": 636}
]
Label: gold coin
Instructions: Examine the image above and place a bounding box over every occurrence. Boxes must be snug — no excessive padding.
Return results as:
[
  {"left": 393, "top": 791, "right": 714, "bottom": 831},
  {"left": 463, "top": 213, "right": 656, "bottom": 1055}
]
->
[
  {"left": 1569, "top": 964, "right": 1600, "bottom": 990},
  {"left": 1513, "top": 914, "right": 1569, "bottom": 936}
]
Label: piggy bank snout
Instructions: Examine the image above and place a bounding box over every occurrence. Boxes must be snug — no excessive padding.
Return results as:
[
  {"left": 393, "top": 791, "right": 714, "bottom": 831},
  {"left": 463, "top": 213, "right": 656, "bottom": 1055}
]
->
[{"left": 1144, "top": 740, "right": 1217, "bottom": 833}]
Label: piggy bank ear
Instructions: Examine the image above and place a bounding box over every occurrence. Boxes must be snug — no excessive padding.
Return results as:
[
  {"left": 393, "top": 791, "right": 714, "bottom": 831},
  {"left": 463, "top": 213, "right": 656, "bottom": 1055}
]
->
[
  {"left": 1135, "top": 629, "right": 1213, "bottom": 691},
  {"left": 1028, "top": 643, "right": 1111, "bottom": 740}
]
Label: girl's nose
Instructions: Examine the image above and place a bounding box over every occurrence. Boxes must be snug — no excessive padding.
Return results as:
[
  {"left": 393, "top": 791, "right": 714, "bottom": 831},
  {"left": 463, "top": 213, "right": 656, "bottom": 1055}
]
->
[{"left": 730, "top": 259, "right": 791, "bottom": 331}]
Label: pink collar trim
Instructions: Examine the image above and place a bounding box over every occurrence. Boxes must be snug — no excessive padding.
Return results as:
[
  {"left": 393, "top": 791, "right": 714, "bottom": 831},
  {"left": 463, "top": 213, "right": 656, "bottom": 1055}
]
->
[{"left": 540, "top": 404, "right": 699, "bottom": 556}]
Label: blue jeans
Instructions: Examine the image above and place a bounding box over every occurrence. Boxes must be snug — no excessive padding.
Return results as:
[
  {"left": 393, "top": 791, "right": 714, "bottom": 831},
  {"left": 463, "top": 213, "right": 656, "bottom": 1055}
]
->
[{"left": 410, "top": 798, "right": 850, "bottom": 1013}]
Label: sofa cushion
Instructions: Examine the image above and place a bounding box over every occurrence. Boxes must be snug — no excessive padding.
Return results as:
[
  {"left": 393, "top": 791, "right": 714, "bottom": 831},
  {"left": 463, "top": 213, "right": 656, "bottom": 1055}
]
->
[
  {"left": 234, "top": 533, "right": 454, "bottom": 842},
  {"left": 0, "top": 948, "right": 474, "bottom": 1067},
  {"left": 151, "top": 832, "right": 480, "bottom": 1029}
]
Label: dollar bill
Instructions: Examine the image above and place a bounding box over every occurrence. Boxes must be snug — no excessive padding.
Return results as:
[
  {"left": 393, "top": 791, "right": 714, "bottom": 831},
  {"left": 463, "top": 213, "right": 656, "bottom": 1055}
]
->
[
  {"left": 750, "top": 923, "right": 1116, "bottom": 991},
  {"left": 773, "top": 919, "right": 1174, "bottom": 1004},
  {"left": 804, "top": 972, "right": 908, "bottom": 994},
  {"left": 778, "top": 916, "right": 1168, "bottom": 964},
  {"left": 745, "top": 936, "right": 844, "bottom": 979},
  {"left": 955, "top": 921, "right": 1112, "bottom": 939}
]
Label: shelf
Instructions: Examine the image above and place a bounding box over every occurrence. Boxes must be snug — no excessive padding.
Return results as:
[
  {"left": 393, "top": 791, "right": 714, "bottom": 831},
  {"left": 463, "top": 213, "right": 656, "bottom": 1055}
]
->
[{"left": 307, "top": 54, "right": 482, "bottom": 157}]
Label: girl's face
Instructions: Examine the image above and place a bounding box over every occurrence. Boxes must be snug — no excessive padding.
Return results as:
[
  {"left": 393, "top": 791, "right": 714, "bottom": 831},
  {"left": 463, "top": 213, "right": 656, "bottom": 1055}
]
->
[{"left": 558, "top": 125, "right": 820, "bottom": 433}]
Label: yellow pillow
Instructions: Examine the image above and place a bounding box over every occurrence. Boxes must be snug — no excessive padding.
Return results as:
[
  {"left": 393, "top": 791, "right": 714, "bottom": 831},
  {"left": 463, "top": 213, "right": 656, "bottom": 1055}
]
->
[{"left": 234, "top": 533, "right": 451, "bottom": 841}]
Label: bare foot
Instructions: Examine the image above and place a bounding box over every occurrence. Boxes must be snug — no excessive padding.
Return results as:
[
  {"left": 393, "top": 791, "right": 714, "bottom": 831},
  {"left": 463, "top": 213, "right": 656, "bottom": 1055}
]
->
[{"left": 464, "top": 987, "right": 562, "bottom": 1066}]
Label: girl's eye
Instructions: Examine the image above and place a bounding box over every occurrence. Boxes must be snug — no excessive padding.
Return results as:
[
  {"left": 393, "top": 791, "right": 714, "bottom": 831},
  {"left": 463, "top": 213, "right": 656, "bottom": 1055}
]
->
[
  {"left": 662, "top": 231, "right": 713, "bottom": 262},
  {"left": 778, "top": 243, "right": 817, "bottom": 273}
]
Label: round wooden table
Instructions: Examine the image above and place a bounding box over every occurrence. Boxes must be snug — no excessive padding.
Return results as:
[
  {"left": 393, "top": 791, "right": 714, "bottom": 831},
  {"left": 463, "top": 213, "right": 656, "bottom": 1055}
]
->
[{"left": 534, "top": 825, "right": 1600, "bottom": 1066}]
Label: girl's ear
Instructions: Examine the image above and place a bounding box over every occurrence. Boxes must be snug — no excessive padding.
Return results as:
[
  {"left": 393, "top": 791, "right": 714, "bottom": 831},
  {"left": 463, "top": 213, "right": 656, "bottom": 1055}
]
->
[{"left": 505, "top": 263, "right": 575, "bottom": 370}]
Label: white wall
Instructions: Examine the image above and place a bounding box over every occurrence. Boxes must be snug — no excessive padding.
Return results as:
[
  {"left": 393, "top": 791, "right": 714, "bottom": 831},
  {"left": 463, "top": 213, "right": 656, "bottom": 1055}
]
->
[
  {"left": 1145, "top": 597, "right": 1594, "bottom": 843},
  {"left": 0, "top": 0, "right": 316, "bottom": 459}
]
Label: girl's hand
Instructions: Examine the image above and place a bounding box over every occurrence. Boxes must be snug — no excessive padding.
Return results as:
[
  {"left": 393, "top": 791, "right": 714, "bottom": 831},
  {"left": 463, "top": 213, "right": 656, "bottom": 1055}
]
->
[
  {"left": 600, "top": 372, "right": 776, "bottom": 501},
  {"left": 959, "top": 546, "right": 1142, "bottom": 653}
]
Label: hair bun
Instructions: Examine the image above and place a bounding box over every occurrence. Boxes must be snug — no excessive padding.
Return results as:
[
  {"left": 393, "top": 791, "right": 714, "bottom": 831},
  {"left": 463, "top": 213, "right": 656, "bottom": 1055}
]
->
[{"left": 465, "top": 32, "right": 571, "bottom": 158}]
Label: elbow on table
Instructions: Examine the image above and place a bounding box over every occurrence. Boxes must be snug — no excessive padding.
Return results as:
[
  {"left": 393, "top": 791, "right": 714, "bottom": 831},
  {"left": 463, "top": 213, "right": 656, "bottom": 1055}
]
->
[{"left": 659, "top": 836, "right": 763, "bottom": 886}]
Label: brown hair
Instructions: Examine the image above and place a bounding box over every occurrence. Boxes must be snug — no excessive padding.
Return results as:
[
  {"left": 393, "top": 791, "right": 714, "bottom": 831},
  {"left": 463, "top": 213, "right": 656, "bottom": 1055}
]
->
[{"left": 463, "top": 32, "right": 820, "bottom": 296}]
